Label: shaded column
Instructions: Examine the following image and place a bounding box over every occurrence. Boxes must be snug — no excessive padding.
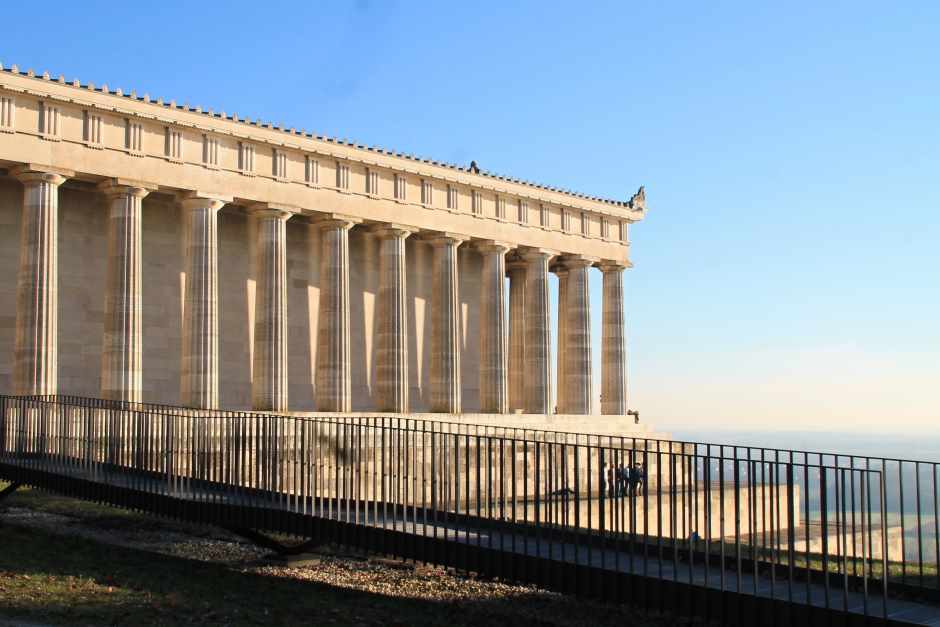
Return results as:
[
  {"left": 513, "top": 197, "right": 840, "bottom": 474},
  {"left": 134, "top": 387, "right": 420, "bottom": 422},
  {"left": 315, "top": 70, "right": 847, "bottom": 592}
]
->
[
  {"left": 250, "top": 206, "right": 292, "bottom": 411},
  {"left": 477, "top": 241, "right": 510, "bottom": 414},
  {"left": 10, "top": 165, "right": 71, "bottom": 395},
  {"left": 600, "top": 262, "right": 628, "bottom": 415},
  {"left": 98, "top": 179, "right": 155, "bottom": 402},
  {"left": 522, "top": 249, "right": 554, "bottom": 414},
  {"left": 429, "top": 234, "right": 466, "bottom": 413},
  {"left": 373, "top": 224, "right": 412, "bottom": 413},
  {"left": 507, "top": 258, "right": 526, "bottom": 412},
  {"left": 553, "top": 265, "right": 569, "bottom": 414},
  {"left": 316, "top": 215, "right": 358, "bottom": 412},
  {"left": 180, "top": 193, "right": 230, "bottom": 409},
  {"left": 563, "top": 256, "right": 595, "bottom": 415}
]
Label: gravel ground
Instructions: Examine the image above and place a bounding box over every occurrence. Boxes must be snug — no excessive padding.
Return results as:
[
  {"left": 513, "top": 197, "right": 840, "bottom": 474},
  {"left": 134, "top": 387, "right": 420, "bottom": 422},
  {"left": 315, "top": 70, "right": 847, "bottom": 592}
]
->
[
  {"left": 0, "top": 506, "right": 546, "bottom": 604},
  {"left": 1, "top": 506, "right": 266, "bottom": 564},
  {"left": 0, "top": 490, "right": 712, "bottom": 627},
  {"left": 0, "top": 492, "right": 702, "bottom": 625}
]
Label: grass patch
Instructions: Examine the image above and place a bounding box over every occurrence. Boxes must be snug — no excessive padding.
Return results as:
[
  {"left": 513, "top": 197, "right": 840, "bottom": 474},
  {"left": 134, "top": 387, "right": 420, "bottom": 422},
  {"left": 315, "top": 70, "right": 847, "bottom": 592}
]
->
[
  {"left": 0, "top": 522, "right": 422, "bottom": 626},
  {"left": 1, "top": 482, "right": 210, "bottom": 536}
]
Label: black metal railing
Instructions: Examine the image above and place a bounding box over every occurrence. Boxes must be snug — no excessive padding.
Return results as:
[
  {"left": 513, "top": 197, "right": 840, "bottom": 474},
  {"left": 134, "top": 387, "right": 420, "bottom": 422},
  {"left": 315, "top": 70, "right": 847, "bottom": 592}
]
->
[{"left": 1, "top": 394, "right": 938, "bottom": 625}]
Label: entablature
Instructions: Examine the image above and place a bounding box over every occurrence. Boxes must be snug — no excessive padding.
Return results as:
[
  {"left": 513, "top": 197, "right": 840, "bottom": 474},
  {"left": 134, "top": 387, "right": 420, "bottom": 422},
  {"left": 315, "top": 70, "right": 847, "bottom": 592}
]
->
[{"left": 0, "top": 66, "right": 642, "bottom": 264}]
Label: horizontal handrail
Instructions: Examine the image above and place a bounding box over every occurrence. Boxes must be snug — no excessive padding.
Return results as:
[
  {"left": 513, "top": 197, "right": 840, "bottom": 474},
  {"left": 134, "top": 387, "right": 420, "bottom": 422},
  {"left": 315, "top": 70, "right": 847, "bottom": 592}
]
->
[{"left": 2, "top": 394, "right": 938, "bottom": 623}]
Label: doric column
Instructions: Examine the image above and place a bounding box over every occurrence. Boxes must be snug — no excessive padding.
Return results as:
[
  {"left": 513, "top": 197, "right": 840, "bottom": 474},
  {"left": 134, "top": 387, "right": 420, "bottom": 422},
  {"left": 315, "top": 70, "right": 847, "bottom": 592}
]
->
[
  {"left": 250, "top": 205, "right": 292, "bottom": 412},
  {"left": 98, "top": 179, "right": 155, "bottom": 403},
  {"left": 373, "top": 224, "right": 412, "bottom": 413},
  {"left": 315, "top": 215, "right": 358, "bottom": 412},
  {"left": 507, "top": 258, "right": 526, "bottom": 412},
  {"left": 563, "top": 256, "right": 595, "bottom": 415},
  {"left": 600, "top": 262, "right": 628, "bottom": 415},
  {"left": 553, "top": 265, "right": 569, "bottom": 414},
  {"left": 429, "top": 234, "right": 466, "bottom": 413},
  {"left": 522, "top": 249, "right": 554, "bottom": 414},
  {"left": 10, "top": 165, "right": 71, "bottom": 396},
  {"left": 477, "top": 241, "right": 510, "bottom": 414},
  {"left": 180, "top": 193, "right": 230, "bottom": 409}
]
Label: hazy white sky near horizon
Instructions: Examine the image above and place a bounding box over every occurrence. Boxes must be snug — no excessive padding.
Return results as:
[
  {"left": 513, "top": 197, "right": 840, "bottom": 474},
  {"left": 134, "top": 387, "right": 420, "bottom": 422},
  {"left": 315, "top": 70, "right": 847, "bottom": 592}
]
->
[{"left": 3, "top": 1, "right": 937, "bottom": 433}]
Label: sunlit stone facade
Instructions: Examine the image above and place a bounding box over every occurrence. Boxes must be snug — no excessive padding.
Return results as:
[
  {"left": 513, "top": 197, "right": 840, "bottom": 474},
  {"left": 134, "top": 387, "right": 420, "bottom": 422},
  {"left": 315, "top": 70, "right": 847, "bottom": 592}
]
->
[{"left": 0, "top": 65, "right": 645, "bottom": 418}]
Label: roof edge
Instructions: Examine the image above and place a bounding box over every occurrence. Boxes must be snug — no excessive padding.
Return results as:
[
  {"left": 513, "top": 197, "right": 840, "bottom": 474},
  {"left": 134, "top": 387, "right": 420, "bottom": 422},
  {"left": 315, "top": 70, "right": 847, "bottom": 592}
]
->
[{"left": 0, "top": 61, "right": 645, "bottom": 211}]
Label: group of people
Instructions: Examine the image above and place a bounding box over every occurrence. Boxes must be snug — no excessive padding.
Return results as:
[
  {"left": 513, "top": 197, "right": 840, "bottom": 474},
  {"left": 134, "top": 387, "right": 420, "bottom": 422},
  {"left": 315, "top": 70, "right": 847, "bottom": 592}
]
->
[{"left": 604, "top": 462, "right": 645, "bottom": 497}]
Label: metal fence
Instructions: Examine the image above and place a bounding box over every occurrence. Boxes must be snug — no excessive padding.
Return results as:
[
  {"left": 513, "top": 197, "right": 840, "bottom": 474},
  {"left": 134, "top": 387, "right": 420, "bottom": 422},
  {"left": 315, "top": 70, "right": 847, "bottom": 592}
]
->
[{"left": 1, "top": 394, "right": 937, "bottom": 625}]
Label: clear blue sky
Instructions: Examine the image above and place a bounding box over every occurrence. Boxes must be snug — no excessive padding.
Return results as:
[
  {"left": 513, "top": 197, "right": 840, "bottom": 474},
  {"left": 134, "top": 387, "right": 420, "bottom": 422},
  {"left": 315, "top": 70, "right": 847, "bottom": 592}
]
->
[{"left": 4, "top": 1, "right": 938, "bottom": 432}]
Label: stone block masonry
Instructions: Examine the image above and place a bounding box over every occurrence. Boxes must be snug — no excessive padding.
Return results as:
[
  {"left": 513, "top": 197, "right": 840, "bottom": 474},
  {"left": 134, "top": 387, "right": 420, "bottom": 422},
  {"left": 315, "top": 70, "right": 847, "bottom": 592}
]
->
[{"left": 0, "top": 65, "right": 646, "bottom": 419}]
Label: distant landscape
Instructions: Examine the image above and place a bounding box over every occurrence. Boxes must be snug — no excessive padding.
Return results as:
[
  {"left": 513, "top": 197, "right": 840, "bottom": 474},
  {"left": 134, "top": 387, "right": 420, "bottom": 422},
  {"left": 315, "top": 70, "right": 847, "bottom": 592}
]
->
[{"left": 675, "top": 429, "right": 940, "bottom": 463}]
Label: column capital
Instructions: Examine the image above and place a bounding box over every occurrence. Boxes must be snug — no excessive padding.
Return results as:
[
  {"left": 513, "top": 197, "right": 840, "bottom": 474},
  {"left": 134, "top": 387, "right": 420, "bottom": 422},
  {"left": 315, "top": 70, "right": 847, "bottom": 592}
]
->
[
  {"left": 97, "top": 178, "right": 157, "bottom": 199},
  {"left": 474, "top": 240, "right": 513, "bottom": 255},
  {"left": 519, "top": 246, "right": 558, "bottom": 262},
  {"left": 425, "top": 232, "right": 468, "bottom": 248},
  {"left": 370, "top": 223, "right": 415, "bottom": 239},
  {"left": 506, "top": 255, "right": 528, "bottom": 272},
  {"left": 598, "top": 260, "right": 631, "bottom": 272},
  {"left": 312, "top": 212, "right": 361, "bottom": 230},
  {"left": 247, "top": 202, "right": 296, "bottom": 221},
  {"left": 10, "top": 164, "right": 73, "bottom": 186},
  {"left": 561, "top": 255, "right": 600, "bottom": 270},
  {"left": 178, "top": 191, "right": 231, "bottom": 212}
]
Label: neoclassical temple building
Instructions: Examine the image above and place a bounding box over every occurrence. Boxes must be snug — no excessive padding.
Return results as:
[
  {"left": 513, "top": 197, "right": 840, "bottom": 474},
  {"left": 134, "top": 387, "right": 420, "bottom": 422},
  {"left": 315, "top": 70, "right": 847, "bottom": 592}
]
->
[{"left": 0, "top": 64, "right": 646, "bottom": 420}]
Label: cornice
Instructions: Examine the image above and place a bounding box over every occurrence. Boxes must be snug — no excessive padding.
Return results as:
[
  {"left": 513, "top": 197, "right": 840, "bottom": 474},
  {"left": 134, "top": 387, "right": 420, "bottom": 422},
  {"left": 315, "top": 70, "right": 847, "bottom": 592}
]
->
[{"left": 0, "top": 63, "right": 647, "bottom": 222}]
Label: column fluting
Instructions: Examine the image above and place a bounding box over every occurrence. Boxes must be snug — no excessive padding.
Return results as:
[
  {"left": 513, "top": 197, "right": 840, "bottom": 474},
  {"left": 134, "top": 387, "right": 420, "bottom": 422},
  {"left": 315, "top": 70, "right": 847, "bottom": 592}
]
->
[
  {"left": 522, "top": 249, "right": 553, "bottom": 414},
  {"left": 477, "top": 241, "right": 510, "bottom": 414},
  {"left": 251, "top": 207, "right": 292, "bottom": 412},
  {"left": 563, "top": 257, "right": 594, "bottom": 415},
  {"left": 429, "top": 234, "right": 465, "bottom": 413},
  {"left": 10, "top": 166, "right": 70, "bottom": 395},
  {"left": 316, "top": 217, "right": 356, "bottom": 412},
  {"left": 553, "top": 266, "right": 569, "bottom": 414},
  {"left": 600, "top": 262, "right": 628, "bottom": 415},
  {"left": 98, "top": 180, "right": 154, "bottom": 403},
  {"left": 374, "top": 225, "right": 412, "bottom": 413},
  {"left": 507, "top": 259, "right": 526, "bottom": 412},
  {"left": 180, "top": 194, "right": 229, "bottom": 409}
]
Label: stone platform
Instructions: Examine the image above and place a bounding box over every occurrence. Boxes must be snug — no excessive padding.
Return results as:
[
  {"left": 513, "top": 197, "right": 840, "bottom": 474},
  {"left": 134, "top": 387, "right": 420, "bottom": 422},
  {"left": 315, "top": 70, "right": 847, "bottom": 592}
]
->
[{"left": 290, "top": 411, "right": 671, "bottom": 440}]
